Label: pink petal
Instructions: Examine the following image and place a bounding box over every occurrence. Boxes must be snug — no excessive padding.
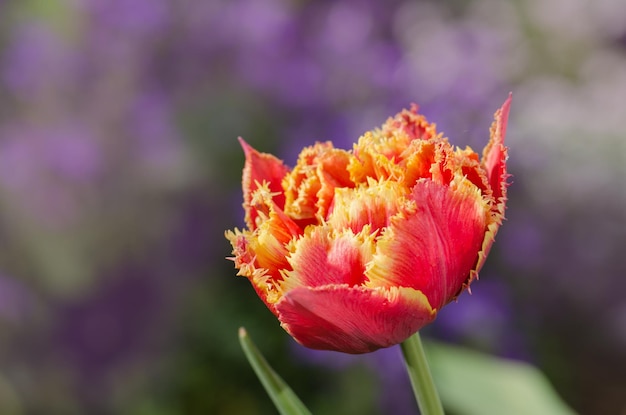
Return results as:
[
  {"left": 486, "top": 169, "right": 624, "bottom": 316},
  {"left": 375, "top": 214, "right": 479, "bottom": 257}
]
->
[
  {"left": 226, "top": 199, "right": 303, "bottom": 313},
  {"left": 239, "top": 137, "right": 290, "bottom": 230},
  {"left": 367, "top": 178, "right": 489, "bottom": 310},
  {"left": 474, "top": 95, "right": 511, "bottom": 273},
  {"left": 284, "top": 227, "right": 374, "bottom": 289},
  {"left": 276, "top": 285, "right": 435, "bottom": 353},
  {"left": 482, "top": 94, "right": 511, "bottom": 213}
]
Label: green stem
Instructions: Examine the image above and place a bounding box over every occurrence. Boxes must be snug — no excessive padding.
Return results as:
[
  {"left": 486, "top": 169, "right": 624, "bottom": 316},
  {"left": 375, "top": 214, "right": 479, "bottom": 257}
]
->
[
  {"left": 239, "top": 327, "right": 312, "bottom": 415},
  {"left": 400, "top": 331, "right": 445, "bottom": 415}
]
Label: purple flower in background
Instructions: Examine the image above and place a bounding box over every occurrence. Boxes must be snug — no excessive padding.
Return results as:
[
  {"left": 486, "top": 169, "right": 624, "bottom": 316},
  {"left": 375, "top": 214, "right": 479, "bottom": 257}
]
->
[
  {"left": 83, "top": 0, "right": 172, "bottom": 66},
  {"left": 0, "top": 121, "right": 103, "bottom": 224},
  {"left": 52, "top": 265, "right": 171, "bottom": 409},
  {"left": 2, "top": 22, "right": 78, "bottom": 101},
  {"left": 45, "top": 128, "right": 104, "bottom": 183},
  {"left": 432, "top": 280, "right": 530, "bottom": 360},
  {"left": 205, "top": 0, "right": 510, "bottom": 167},
  {"left": 129, "top": 90, "right": 184, "bottom": 172},
  {"left": 293, "top": 343, "right": 415, "bottom": 414},
  {"left": 85, "top": 0, "right": 171, "bottom": 39},
  {"left": 0, "top": 273, "right": 33, "bottom": 324}
]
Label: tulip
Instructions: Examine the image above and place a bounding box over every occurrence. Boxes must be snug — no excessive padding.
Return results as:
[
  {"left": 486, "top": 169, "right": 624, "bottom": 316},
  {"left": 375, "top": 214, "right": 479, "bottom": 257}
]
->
[{"left": 226, "top": 96, "right": 511, "bottom": 354}]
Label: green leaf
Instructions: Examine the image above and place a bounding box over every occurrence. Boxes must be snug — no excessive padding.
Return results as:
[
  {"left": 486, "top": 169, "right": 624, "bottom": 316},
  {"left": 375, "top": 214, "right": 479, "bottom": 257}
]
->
[
  {"left": 424, "top": 341, "right": 578, "bottom": 415},
  {"left": 238, "top": 328, "right": 312, "bottom": 415}
]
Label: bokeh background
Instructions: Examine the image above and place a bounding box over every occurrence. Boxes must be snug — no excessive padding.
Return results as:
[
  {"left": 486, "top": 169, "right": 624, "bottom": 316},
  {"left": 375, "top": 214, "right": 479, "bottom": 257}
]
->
[{"left": 0, "top": 0, "right": 625, "bottom": 414}]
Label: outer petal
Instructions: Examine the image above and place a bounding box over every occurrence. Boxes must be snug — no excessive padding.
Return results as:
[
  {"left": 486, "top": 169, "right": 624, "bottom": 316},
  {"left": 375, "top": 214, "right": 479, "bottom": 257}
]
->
[
  {"left": 475, "top": 94, "right": 511, "bottom": 273},
  {"left": 276, "top": 285, "right": 435, "bottom": 353},
  {"left": 366, "top": 177, "right": 489, "bottom": 310},
  {"left": 225, "top": 229, "right": 279, "bottom": 313},
  {"left": 239, "top": 137, "right": 290, "bottom": 230},
  {"left": 482, "top": 94, "right": 511, "bottom": 217},
  {"left": 226, "top": 189, "right": 303, "bottom": 311}
]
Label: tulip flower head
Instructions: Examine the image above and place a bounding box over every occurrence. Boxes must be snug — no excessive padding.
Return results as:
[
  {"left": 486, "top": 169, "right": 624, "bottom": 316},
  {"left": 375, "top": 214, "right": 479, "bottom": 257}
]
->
[{"left": 226, "top": 96, "right": 511, "bottom": 354}]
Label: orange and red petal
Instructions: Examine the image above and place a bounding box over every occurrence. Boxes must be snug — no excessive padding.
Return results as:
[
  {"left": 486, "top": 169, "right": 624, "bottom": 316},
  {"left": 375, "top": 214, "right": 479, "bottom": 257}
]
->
[
  {"left": 248, "top": 214, "right": 294, "bottom": 279},
  {"left": 382, "top": 104, "right": 439, "bottom": 143},
  {"left": 401, "top": 140, "right": 437, "bottom": 188},
  {"left": 276, "top": 285, "right": 435, "bottom": 353},
  {"left": 226, "top": 194, "right": 303, "bottom": 310},
  {"left": 281, "top": 227, "right": 375, "bottom": 291},
  {"left": 239, "top": 137, "right": 290, "bottom": 229},
  {"left": 367, "top": 178, "right": 489, "bottom": 309},
  {"left": 326, "top": 180, "right": 408, "bottom": 235},
  {"left": 225, "top": 229, "right": 280, "bottom": 313},
  {"left": 282, "top": 142, "right": 352, "bottom": 221},
  {"left": 482, "top": 94, "right": 511, "bottom": 214}
]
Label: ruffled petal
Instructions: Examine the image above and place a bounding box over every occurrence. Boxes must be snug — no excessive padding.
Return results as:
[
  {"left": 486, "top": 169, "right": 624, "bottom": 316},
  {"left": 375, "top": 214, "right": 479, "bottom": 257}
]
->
[
  {"left": 281, "top": 227, "right": 376, "bottom": 292},
  {"left": 349, "top": 107, "right": 440, "bottom": 185},
  {"left": 382, "top": 104, "right": 439, "bottom": 142},
  {"left": 225, "top": 229, "right": 279, "bottom": 312},
  {"left": 282, "top": 142, "right": 353, "bottom": 221},
  {"left": 239, "top": 137, "right": 290, "bottom": 230},
  {"left": 326, "top": 179, "right": 408, "bottom": 235},
  {"left": 482, "top": 94, "right": 511, "bottom": 218},
  {"left": 474, "top": 95, "right": 512, "bottom": 273},
  {"left": 366, "top": 177, "right": 489, "bottom": 309},
  {"left": 401, "top": 139, "right": 437, "bottom": 188},
  {"left": 276, "top": 285, "right": 435, "bottom": 353},
  {"left": 226, "top": 187, "right": 303, "bottom": 310}
]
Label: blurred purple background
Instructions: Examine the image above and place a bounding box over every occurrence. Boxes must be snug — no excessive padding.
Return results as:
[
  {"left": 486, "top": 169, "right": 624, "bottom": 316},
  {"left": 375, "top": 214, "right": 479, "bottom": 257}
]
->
[{"left": 0, "top": 0, "right": 625, "bottom": 414}]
